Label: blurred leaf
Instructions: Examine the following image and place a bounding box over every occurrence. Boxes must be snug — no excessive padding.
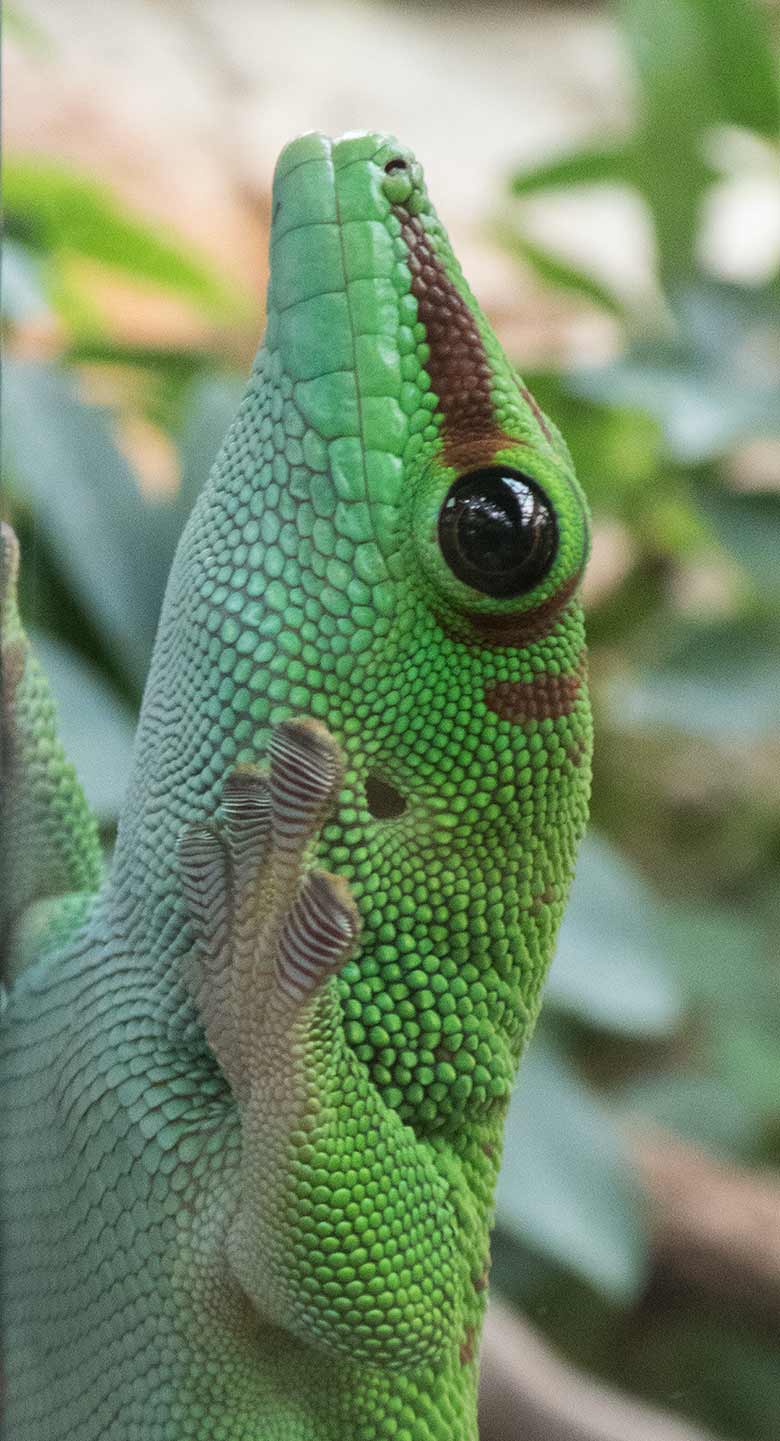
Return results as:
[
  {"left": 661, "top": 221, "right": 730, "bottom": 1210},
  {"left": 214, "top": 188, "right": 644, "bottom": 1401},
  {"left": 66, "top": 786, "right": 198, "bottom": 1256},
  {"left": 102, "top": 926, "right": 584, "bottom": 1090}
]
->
[
  {"left": 708, "top": 2, "right": 780, "bottom": 139},
  {"left": 9, "top": 513, "right": 129, "bottom": 698},
  {"left": 622, "top": 1071, "right": 764, "bottom": 1156},
  {"left": 495, "top": 1030, "right": 648, "bottom": 1301},
  {"left": 666, "top": 904, "right": 770, "bottom": 1011},
  {"left": 1, "top": 240, "right": 52, "bottom": 325},
  {"left": 4, "top": 4, "right": 50, "bottom": 49},
  {"left": 65, "top": 336, "right": 225, "bottom": 376},
  {"left": 498, "top": 224, "right": 625, "bottom": 316},
  {"left": 607, "top": 618, "right": 780, "bottom": 738},
  {"left": 622, "top": 0, "right": 721, "bottom": 275},
  {"left": 144, "top": 372, "right": 246, "bottom": 567},
  {"left": 694, "top": 485, "right": 780, "bottom": 601},
  {"left": 717, "top": 1018, "right": 780, "bottom": 1124},
  {"left": 510, "top": 144, "right": 632, "bottom": 196},
  {"left": 64, "top": 336, "right": 244, "bottom": 438},
  {"left": 621, "top": 0, "right": 780, "bottom": 142},
  {"left": 668, "top": 906, "right": 780, "bottom": 1125},
  {"left": 176, "top": 373, "right": 246, "bottom": 511},
  {"left": 549, "top": 831, "right": 682, "bottom": 1036},
  {"left": 523, "top": 372, "right": 664, "bottom": 516},
  {"left": 31, "top": 631, "right": 135, "bottom": 823},
  {"left": 3, "top": 362, "right": 245, "bottom": 697},
  {"left": 619, "top": 0, "right": 778, "bottom": 275},
  {"left": 508, "top": 0, "right": 779, "bottom": 291},
  {"left": 4, "top": 158, "right": 239, "bottom": 320},
  {"left": 573, "top": 280, "right": 780, "bottom": 461},
  {"left": 2, "top": 358, "right": 170, "bottom": 687}
]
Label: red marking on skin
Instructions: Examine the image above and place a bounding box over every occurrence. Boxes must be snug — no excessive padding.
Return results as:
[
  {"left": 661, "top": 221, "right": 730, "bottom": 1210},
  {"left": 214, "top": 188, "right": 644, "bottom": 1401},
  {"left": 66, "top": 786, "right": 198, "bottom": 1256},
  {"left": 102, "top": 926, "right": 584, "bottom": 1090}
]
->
[
  {"left": 481, "top": 1141, "right": 495, "bottom": 1159},
  {"left": 530, "top": 887, "right": 558, "bottom": 915},
  {"left": 484, "top": 651, "right": 586, "bottom": 725},
  {"left": 473, "top": 1259, "right": 490, "bottom": 1293},
  {"left": 566, "top": 738, "right": 589, "bottom": 769},
  {"left": 459, "top": 1325, "right": 476, "bottom": 1367}
]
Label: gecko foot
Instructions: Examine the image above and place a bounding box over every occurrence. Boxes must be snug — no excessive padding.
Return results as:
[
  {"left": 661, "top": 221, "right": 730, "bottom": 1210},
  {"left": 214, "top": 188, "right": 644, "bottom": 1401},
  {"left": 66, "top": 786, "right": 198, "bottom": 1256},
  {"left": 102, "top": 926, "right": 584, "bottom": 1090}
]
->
[{"left": 177, "top": 719, "right": 359, "bottom": 1094}]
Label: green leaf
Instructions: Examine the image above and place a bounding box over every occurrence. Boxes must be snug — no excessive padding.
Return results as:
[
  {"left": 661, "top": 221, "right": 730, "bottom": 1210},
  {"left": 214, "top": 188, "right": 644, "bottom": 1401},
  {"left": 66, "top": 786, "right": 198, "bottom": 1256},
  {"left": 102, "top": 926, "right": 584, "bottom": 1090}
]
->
[
  {"left": 620, "top": 901, "right": 778, "bottom": 1157},
  {"left": 549, "top": 831, "right": 682, "bottom": 1036},
  {"left": 510, "top": 144, "right": 633, "bottom": 196},
  {"left": 665, "top": 905, "right": 768, "bottom": 1012},
  {"left": 606, "top": 619, "right": 780, "bottom": 739},
  {"left": 498, "top": 225, "right": 625, "bottom": 317},
  {"left": 694, "top": 485, "right": 780, "bottom": 601},
  {"left": 4, "top": 158, "right": 239, "bottom": 318},
  {"left": 650, "top": 0, "right": 780, "bottom": 140},
  {"left": 2, "top": 358, "right": 169, "bottom": 688},
  {"left": 1, "top": 240, "right": 52, "bottom": 325},
  {"left": 620, "top": 1071, "right": 763, "bottom": 1156},
  {"left": 506, "top": 2, "right": 779, "bottom": 295},
  {"left": 139, "top": 372, "right": 246, "bottom": 578},
  {"left": 31, "top": 631, "right": 136, "bottom": 822},
  {"left": 495, "top": 1030, "right": 648, "bottom": 1300},
  {"left": 620, "top": 0, "right": 780, "bottom": 274},
  {"left": 664, "top": 906, "right": 780, "bottom": 1129},
  {"left": 64, "top": 337, "right": 224, "bottom": 377},
  {"left": 618, "top": 0, "right": 728, "bottom": 277},
  {"left": 573, "top": 280, "right": 780, "bottom": 461},
  {"left": 4, "top": 4, "right": 50, "bottom": 50},
  {"left": 176, "top": 373, "right": 246, "bottom": 512}
]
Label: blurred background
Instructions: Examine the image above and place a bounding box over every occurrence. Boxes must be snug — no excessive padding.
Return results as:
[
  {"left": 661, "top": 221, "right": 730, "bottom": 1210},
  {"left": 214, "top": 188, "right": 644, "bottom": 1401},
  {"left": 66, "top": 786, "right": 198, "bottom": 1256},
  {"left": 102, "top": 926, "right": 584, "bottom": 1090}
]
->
[{"left": 3, "top": 1, "right": 780, "bottom": 1438}]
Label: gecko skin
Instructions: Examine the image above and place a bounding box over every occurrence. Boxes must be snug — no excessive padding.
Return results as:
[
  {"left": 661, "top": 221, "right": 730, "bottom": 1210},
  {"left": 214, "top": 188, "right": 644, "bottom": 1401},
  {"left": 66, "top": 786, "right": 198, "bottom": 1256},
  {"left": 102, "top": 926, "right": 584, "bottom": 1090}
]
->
[{"left": 0, "top": 132, "right": 591, "bottom": 1440}]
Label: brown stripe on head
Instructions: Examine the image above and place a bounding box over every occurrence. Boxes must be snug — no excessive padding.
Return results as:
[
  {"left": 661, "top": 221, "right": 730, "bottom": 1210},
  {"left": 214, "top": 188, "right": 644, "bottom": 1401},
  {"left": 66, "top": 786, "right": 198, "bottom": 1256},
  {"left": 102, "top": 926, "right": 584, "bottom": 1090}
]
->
[
  {"left": 396, "top": 208, "right": 515, "bottom": 468},
  {"left": 518, "top": 383, "right": 552, "bottom": 445}
]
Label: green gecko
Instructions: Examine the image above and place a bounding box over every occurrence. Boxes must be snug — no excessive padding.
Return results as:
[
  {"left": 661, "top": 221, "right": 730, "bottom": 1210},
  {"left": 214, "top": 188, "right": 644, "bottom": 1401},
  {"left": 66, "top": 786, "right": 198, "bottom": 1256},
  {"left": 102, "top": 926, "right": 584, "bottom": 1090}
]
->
[{"left": 0, "top": 131, "right": 591, "bottom": 1440}]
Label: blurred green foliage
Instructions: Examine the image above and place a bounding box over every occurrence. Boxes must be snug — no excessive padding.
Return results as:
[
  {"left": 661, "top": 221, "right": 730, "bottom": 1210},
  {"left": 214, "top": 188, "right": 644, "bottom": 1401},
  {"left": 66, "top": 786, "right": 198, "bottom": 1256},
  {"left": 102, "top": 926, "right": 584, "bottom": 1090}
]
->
[
  {"left": 2, "top": 0, "right": 779, "bottom": 1436},
  {"left": 5, "top": 159, "right": 241, "bottom": 335},
  {"left": 498, "top": 0, "right": 780, "bottom": 1434}
]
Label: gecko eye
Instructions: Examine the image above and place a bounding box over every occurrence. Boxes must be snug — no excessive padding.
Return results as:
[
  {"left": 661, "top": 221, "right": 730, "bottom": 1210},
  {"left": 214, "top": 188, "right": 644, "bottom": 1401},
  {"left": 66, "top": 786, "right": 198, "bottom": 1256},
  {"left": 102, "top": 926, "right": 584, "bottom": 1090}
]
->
[
  {"left": 438, "top": 468, "right": 557, "bottom": 598},
  {"left": 384, "top": 157, "right": 408, "bottom": 174}
]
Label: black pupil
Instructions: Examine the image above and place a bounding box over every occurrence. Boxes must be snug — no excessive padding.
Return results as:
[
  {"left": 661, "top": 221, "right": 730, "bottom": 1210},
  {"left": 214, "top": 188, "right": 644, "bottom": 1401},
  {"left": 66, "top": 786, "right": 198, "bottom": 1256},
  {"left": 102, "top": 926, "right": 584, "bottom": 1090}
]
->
[{"left": 438, "top": 468, "right": 557, "bottom": 598}]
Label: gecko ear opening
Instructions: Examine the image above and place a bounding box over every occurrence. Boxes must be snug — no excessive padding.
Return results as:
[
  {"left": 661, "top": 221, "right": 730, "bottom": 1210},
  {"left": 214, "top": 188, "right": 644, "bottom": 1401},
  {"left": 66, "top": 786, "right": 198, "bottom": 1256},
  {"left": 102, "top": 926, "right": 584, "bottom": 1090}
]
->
[{"left": 365, "top": 773, "right": 407, "bottom": 820}]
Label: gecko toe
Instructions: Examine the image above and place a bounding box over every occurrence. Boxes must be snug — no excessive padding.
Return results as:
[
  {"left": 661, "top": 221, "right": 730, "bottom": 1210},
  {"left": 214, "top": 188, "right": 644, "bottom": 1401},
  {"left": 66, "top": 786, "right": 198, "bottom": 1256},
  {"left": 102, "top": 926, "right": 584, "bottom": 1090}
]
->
[
  {"left": 268, "top": 718, "right": 343, "bottom": 852},
  {"left": 221, "top": 767, "right": 272, "bottom": 879},
  {"left": 275, "top": 869, "right": 359, "bottom": 1002}
]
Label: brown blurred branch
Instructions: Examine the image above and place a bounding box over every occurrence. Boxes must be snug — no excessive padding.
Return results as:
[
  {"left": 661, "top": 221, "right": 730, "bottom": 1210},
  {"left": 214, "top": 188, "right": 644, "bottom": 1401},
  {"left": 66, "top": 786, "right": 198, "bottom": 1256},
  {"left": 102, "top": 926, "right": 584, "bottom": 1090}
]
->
[
  {"left": 631, "top": 1127, "right": 780, "bottom": 1324},
  {"left": 479, "top": 1299, "right": 723, "bottom": 1441}
]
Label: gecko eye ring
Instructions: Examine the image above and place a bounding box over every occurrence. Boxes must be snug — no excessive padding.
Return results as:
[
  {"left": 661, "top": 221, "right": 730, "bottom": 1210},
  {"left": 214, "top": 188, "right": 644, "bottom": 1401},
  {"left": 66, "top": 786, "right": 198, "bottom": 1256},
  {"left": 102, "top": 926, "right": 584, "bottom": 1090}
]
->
[{"left": 438, "top": 468, "right": 557, "bottom": 598}]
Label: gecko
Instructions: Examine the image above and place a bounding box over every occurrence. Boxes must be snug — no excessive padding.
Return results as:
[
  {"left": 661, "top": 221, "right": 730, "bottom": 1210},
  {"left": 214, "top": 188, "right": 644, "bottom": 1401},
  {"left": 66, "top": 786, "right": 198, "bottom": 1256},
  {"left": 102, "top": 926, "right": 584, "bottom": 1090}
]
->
[{"left": 0, "top": 130, "right": 592, "bottom": 1440}]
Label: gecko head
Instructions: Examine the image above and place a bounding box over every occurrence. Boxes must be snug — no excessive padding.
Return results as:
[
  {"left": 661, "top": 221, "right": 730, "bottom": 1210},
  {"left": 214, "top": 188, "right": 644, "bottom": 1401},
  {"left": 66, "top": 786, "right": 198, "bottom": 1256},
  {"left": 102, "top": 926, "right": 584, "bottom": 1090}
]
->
[
  {"left": 129, "top": 132, "right": 591, "bottom": 1136},
  {"left": 254, "top": 133, "right": 593, "bottom": 1136}
]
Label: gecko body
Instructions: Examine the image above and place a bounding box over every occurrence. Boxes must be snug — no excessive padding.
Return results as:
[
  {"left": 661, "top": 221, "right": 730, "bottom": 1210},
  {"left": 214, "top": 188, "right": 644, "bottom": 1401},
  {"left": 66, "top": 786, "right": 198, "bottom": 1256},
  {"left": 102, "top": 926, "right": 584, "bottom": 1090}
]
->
[{"left": 0, "top": 132, "right": 591, "bottom": 1440}]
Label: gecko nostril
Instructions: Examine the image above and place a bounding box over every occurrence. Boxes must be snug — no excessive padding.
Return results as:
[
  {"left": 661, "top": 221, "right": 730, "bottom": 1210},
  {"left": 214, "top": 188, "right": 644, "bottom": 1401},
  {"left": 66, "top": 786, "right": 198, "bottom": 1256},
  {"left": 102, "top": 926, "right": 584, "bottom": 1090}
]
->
[
  {"left": 365, "top": 773, "right": 407, "bottom": 819},
  {"left": 384, "top": 157, "right": 408, "bottom": 175}
]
